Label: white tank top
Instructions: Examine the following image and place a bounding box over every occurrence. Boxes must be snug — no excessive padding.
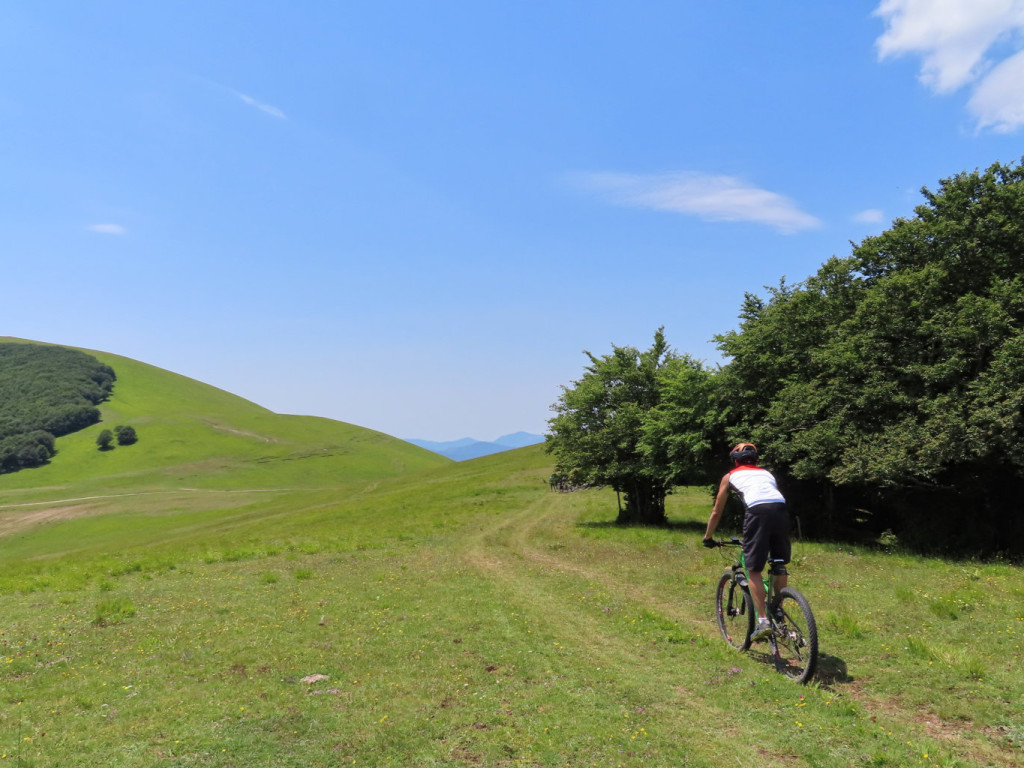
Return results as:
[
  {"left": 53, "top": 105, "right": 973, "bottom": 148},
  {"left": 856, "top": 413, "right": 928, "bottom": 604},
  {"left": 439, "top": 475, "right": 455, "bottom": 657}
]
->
[{"left": 728, "top": 466, "right": 785, "bottom": 509}]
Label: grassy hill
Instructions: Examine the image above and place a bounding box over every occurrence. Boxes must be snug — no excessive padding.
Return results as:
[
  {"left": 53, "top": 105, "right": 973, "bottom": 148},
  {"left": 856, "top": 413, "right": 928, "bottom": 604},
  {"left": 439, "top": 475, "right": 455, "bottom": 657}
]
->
[
  {"left": 0, "top": 338, "right": 449, "bottom": 494},
  {"left": 0, "top": 339, "right": 452, "bottom": 587},
  {"left": 0, "top": 344, "right": 1021, "bottom": 766}
]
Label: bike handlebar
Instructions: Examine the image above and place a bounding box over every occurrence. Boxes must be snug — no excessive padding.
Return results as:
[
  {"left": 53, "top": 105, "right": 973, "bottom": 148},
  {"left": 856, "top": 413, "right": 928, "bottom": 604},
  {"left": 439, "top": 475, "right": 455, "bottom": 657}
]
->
[{"left": 707, "top": 537, "right": 743, "bottom": 547}]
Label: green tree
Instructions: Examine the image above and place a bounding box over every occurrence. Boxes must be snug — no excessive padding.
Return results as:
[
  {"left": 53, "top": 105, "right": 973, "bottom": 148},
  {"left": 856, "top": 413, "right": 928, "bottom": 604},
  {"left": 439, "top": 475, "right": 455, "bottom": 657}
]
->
[
  {"left": 717, "top": 159, "right": 1024, "bottom": 552},
  {"left": 96, "top": 429, "right": 114, "bottom": 451},
  {"left": 547, "top": 328, "right": 676, "bottom": 525},
  {"left": 640, "top": 354, "right": 724, "bottom": 489},
  {"left": 114, "top": 425, "right": 138, "bottom": 445}
]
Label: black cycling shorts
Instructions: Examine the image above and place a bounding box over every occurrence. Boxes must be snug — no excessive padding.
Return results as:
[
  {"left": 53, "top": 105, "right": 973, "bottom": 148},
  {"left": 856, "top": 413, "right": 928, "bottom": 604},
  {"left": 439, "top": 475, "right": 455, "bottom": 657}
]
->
[{"left": 742, "top": 502, "right": 790, "bottom": 573}]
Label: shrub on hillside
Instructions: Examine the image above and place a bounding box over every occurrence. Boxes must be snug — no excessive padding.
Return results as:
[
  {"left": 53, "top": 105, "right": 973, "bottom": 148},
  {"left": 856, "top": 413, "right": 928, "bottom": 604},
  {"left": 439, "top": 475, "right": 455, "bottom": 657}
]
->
[
  {"left": 114, "top": 425, "right": 138, "bottom": 446},
  {"left": 96, "top": 429, "right": 114, "bottom": 451}
]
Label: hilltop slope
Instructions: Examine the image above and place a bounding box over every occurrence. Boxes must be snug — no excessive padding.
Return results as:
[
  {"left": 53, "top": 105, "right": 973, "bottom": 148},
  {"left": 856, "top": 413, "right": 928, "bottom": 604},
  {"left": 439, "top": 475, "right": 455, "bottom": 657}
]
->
[{"left": 0, "top": 339, "right": 449, "bottom": 506}]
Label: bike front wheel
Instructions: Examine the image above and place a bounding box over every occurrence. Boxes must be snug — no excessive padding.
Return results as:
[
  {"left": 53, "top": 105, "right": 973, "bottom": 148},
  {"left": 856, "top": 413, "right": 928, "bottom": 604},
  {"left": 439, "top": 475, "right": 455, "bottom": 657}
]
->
[
  {"left": 716, "top": 572, "right": 754, "bottom": 651},
  {"left": 770, "top": 587, "right": 818, "bottom": 684}
]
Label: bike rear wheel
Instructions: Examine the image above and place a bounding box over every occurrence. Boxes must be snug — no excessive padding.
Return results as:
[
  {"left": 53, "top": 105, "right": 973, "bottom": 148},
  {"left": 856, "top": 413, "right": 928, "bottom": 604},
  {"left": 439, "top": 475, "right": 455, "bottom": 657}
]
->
[
  {"left": 770, "top": 587, "right": 818, "bottom": 684},
  {"left": 715, "top": 572, "right": 754, "bottom": 651}
]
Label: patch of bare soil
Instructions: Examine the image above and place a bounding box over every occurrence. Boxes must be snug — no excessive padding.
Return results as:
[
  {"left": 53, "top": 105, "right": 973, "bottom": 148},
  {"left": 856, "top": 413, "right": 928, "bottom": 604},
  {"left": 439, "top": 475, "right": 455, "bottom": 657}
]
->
[{"left": 0, "top": 504, "right": 100, "bottom": 537}]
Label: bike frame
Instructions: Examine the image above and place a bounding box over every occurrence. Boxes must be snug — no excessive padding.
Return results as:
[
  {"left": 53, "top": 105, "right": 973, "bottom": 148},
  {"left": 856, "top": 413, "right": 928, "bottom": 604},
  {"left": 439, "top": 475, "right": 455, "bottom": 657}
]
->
[
  {"left": 726, "top": 538, "right": 785, "bottom": 608},
  {"left": 714, "top": 536, "right": 817, "bottom": 684}
]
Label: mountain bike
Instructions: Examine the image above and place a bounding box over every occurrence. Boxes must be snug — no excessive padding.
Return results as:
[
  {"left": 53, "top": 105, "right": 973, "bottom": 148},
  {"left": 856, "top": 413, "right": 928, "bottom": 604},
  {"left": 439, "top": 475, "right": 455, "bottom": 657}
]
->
[{"left": 711, "top": 537, "right": 818, "bottom": 684}]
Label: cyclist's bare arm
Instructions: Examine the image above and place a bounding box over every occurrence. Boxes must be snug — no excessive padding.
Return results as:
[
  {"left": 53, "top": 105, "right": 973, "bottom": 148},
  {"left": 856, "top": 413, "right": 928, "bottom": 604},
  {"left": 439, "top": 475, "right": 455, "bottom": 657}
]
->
[{"left": 704, "top": 473, "right": 733, "bottom": 541}]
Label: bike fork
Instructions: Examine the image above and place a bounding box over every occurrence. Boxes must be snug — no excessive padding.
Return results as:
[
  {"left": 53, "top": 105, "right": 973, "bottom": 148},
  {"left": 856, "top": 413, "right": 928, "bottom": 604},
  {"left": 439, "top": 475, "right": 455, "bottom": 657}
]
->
[{"left": 768, "top": 621, "right": 790, "bottom": 671}]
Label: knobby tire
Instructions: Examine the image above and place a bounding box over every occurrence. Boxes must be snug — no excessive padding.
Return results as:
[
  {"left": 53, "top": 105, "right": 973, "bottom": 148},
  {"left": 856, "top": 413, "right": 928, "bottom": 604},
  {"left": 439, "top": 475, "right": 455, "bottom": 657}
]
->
[
  {"left": 715, "top": 571, "right": 754, "bottom": 651},
  {"left": 770, "top": 586, "right": 818, "bottom": 684}
]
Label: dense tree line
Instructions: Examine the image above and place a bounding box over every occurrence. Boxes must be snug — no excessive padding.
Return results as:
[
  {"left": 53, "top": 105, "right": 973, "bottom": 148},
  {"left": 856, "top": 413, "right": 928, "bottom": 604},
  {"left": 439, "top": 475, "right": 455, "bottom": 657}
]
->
[
  {"left": 0, "top": 343, "right": 116, "bottom": 472},
  {"left": 549, "top": 160, "right": 1024, "bottom": 556}
]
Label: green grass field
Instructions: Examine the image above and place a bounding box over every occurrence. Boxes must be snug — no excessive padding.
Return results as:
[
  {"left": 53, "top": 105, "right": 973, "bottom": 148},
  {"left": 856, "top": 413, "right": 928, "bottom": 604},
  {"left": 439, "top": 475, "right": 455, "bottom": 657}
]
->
[{"left": 0, "top": 345, "right": 1022, "bottom": 766}]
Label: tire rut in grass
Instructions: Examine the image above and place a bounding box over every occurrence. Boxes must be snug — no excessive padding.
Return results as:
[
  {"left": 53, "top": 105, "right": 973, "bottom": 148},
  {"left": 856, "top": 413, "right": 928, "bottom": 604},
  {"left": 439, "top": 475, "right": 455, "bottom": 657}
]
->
[{"left": 458, "top": 497, "right": 709, "bottom": 638}]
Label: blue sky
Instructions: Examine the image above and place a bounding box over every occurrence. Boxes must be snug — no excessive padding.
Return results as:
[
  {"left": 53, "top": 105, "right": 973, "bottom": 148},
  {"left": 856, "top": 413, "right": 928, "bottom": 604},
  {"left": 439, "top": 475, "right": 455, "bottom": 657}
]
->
[{"left": 4, "top": 2, "right": 1024, "bottom": 441}]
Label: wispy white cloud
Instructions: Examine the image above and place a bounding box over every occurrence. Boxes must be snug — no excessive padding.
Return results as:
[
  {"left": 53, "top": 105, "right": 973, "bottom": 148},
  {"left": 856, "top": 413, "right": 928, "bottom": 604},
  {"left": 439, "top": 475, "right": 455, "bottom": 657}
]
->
[
  {"left": 853, "top": 209, "right": 885, "bottom": 224},
  {"left": 239, "top": 93, "right": 286, "bottom": 119},
  {"left": 875, "top": 0, "right": 1024, "bottom": 131},
  {"left": 87, "top": 223, "right": 127, "bottom": 235},
  {"left": 574, "top": 171, "right": 821, "bottom": 234},
  {"left": 967, "top": 48, "right": 1024, "bottom": 132}
]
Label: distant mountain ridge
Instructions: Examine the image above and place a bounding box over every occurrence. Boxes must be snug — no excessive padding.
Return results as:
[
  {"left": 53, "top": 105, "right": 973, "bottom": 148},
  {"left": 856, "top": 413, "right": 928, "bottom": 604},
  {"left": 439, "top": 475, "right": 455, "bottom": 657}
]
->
[{"left": 406, "top": 431, "right": 544, "bottom": 461}]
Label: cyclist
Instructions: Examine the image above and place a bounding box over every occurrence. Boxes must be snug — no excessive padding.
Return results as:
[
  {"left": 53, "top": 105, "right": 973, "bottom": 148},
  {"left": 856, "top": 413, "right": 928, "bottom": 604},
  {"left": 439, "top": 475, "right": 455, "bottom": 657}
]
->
[{"left": 702, "top": 442, "right": 790, "bottom": 641}]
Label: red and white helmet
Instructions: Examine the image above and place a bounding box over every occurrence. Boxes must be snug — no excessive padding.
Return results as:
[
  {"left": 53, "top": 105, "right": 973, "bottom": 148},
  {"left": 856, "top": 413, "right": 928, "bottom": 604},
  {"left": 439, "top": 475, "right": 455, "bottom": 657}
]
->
[{"left": 729, "top": 442, "right": 758, "bottom": 465}]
